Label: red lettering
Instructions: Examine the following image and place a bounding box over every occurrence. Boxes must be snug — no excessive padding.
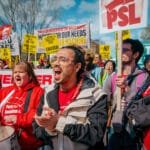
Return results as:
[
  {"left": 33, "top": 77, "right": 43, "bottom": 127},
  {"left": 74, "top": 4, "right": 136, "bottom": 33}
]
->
[
  {"left": 107, "top": 10, "right": 117, "bottom": 29},
  {"left": 106, "top": 0, "right": 123, "bottom": 11},
  {"left": 2, "top": 75, "right": 12, "bottom": 84},
  {"left": 42, "top": 75, "right": 52, "bottom": 85},
  {"left": 118, "top": 6, "right": 128, "bottom": 26},
  {"left": 124, "top": 0, "right": 134, "bottom": 4},
  {"left": 129, "top": 4, "right": 140, "bottom": 25},
  {"left": 37, "top": 75, "right": 52, "bottom": 85},
  {"left": 106, "top": 2, "right": 141, "bottom": 29},
  {"left": 37, "top": 75, "right": 42, "bottom": 84}
]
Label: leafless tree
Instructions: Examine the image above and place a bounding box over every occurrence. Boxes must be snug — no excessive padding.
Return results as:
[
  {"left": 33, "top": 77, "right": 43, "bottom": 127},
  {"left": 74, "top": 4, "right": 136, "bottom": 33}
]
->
[
  {"left": 0, "top": 0, "right": 19, "bottom": 30},
  {"left": 0, "top": 0, "right": 60, "bottom": 41},
  {"left": 140, "top": 26, "right": 150, "bottom": 40}
]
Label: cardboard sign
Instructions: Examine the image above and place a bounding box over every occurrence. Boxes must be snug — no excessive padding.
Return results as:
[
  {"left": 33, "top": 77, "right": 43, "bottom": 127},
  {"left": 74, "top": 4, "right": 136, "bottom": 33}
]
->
[
  {"left": 99, "top": 45, "right": 110, "bottom": 60},
  {"left": 100, "top": 0, "right": 148, "bottom": 33},
  {"left": 0, "top": 48, "right": 11, "bottom": 67},
  {"left": 42, "top": 34, "right": 59, "bottom": 54},
  {"left": 22, "top": 34, "right": 38, "bottom": 54}
]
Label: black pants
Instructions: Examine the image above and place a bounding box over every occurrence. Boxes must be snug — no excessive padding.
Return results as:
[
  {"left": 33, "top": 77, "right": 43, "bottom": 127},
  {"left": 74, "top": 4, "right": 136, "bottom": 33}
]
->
[{"left": 107, "top": 130, "right": 140, "bottom": 150}]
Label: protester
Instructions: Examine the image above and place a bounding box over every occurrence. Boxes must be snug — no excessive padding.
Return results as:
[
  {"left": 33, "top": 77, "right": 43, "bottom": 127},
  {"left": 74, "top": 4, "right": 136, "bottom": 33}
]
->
[
  {"left": 99, "top": 59, "right": 116, "bottom": 87},
  {"left": 0, "top": 58, "right": 6, "bottom": 69},
  {"left": 43, "top": 58, "right": 51, "bottom": 69},
  {"left": 0, "top": 61, "right": 44, "bottom": 150},
  {"left": 93, "top": 53, "right": 104, "bottom": 67},
  {"left": 142, "top": 83, "right": 150, "bottom": 150},
  {"left": 103, "top": 39, "right": 149, "bottom": 150},
  {"left": 143, "top": 55, "right": 150, "bottom": 72},
  {"left": 125, "top": 75, "right": 150, "bottom": 150},
  {"left": 33, "top": 45, "right": 108, "bottom": 150},
  {"left": 84, "top": 50, "right": 102, "bottom": 82}
]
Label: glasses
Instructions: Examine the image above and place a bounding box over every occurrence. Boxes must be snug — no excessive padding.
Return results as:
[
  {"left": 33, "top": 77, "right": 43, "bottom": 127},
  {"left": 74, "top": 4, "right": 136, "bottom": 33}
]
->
[{"left": 51, "top": 56, "right": 74, "bottom": 64}]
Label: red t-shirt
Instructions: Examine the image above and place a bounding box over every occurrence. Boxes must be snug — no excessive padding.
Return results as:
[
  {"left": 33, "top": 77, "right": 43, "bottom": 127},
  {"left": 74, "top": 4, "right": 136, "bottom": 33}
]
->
[{"left": 58, "top": 85, "right": 78, "bottom": 111}]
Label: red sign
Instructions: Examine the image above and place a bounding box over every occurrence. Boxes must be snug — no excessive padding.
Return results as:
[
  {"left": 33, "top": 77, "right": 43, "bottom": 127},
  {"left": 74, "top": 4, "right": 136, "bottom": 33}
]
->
[{"left": 0, "top": 25, "right": 12, "bottom": 40}]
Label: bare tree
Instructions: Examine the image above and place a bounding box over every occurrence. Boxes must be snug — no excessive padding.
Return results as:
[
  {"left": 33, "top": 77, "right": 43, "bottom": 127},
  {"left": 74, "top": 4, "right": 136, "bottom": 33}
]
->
[
  {"left": 140, "top": 26, "right": 150, "bottom": 40},
  {"left": 0, "top": 0, "right": 60, "bottom": 40},
  {"left": 0, "top": 0, "right": 19, "bottom": 30}
]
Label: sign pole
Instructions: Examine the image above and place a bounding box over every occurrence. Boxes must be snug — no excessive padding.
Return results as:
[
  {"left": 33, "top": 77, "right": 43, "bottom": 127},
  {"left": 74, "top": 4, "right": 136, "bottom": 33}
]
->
[{"left": 116, "top": 30, "right": 122, "bottom": 111}]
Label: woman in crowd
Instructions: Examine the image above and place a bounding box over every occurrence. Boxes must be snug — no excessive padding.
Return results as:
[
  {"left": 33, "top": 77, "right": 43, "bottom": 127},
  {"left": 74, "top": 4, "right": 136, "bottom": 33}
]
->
[
  {"left": 99, "top": 60, "right": 116, "bottom": 87},
  {"left": 0, "top": 61, "right": 44, "bottom": 150}
]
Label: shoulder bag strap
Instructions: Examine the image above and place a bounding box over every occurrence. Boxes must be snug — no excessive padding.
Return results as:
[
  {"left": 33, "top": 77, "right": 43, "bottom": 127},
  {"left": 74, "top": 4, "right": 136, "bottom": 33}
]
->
[
  {"left": 24, "top": 89, "right": 33, "bottom": 113},
  {"left": 0, "top": 89, "right": 15, "bottom": 110}
]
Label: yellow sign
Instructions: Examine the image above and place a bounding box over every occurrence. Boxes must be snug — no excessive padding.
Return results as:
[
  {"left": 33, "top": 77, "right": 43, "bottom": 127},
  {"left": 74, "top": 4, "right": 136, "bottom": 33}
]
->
[
  {"left": 58, "top": 36, "right": 86, "bottom": 47},
  {"left": 22, "top": 34, "right": 38, "bottom": 54},
  {"left": 99, "top": 45, "right": 110, "bottom": 60},
  {"left": 115, "top": 30, "right": 131, "bottom": 60},
  {"left": 115, "top": 30, "right": 131, "bottom": 44},
  {"left": 42, "top": 34, "right": 59, "bottom": 55},
  {"left": 0, "top": 48, "right": 12, "bottom": 68}
]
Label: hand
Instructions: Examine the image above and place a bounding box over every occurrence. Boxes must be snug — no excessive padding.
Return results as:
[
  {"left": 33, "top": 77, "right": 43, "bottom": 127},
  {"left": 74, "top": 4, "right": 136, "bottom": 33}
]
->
[
  {"left": 35, "top": 107, "right": 59, "bottom": 130},
  {"left": 116, "top": 75, "right": 127, "bottom": 89},
  {"left": 41, "top": 105, "right": 56, "bottom": 117}
]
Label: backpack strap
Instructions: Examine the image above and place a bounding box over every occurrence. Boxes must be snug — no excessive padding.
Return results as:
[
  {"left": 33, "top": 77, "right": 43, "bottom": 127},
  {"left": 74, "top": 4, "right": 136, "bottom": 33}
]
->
[
  {"left": 24, "top": 89, "right": 33, "bottom": 113},
  {"left": 136, "top": 72, "right": 145, "bottom": 92},
  {"left": 111, "top": 72, "right": 117, "bottom": 94}
]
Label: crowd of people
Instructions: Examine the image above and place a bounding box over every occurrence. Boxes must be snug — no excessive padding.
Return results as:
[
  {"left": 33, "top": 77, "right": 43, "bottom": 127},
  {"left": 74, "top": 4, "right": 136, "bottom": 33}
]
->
[{"left": 0, "top": 38, "right": 150, "bottom": 150}]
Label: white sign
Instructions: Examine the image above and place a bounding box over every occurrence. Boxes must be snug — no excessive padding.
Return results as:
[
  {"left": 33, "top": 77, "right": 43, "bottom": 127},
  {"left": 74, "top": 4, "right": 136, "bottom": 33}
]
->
[
  {"left": 0, "top": 33, "right": 20, "bottom": 55},
  {"left": 99, "top": 0, "right": 148, "bottom": 33},
  {"left": 35, "top": 23, "right": 90, "bottom": 53},
  {"left": 0, "top": 69, "right": 54, "bottom": 92}
]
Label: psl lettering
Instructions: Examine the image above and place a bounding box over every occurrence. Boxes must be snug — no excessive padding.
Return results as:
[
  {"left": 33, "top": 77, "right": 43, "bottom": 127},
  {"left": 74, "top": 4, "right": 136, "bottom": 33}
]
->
[{"left": 106, "top": 0, "right": 140, "bottom": 29}]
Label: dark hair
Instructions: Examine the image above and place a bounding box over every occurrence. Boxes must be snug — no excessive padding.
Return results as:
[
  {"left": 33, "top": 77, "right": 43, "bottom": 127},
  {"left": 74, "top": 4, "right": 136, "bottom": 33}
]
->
[
  {"left": 144, "top": 55, "right": 150, "bottom": 66},
  {"left": 61, "top": 45, "right": 85, "bottom": 80},
  {"left": 123, "top": 39, "right": 144, "bottom": 63},
  {"left": 104, "top": 60, "right": 116, "bottom": 72},
  {"left": 12, "top": 61, "right": 39, "bottom": 85}
]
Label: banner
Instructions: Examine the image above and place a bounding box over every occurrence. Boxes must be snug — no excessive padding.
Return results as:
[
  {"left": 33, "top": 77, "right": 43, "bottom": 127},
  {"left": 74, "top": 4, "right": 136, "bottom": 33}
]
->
[
  {"left": 0, "top": 69, "right": 54, "bottom": 91},
  {"left": 99, "top": 0, "right": 148, "bottom": 33},
  {"left": 35, "top": 24, "right": 90, "bottom": 53},
  {"left": 0, "top": 32, "right": 20, "bottom": 56}
]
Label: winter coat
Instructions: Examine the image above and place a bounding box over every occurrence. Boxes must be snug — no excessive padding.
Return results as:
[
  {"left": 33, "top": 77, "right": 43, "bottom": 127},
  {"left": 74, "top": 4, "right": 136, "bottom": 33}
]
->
[
  {"left": 33, "top": 75, "right": 108, "bottom": 150},
  {"left": 0, "top": 82, "right": 44, "bottom": 150}
]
